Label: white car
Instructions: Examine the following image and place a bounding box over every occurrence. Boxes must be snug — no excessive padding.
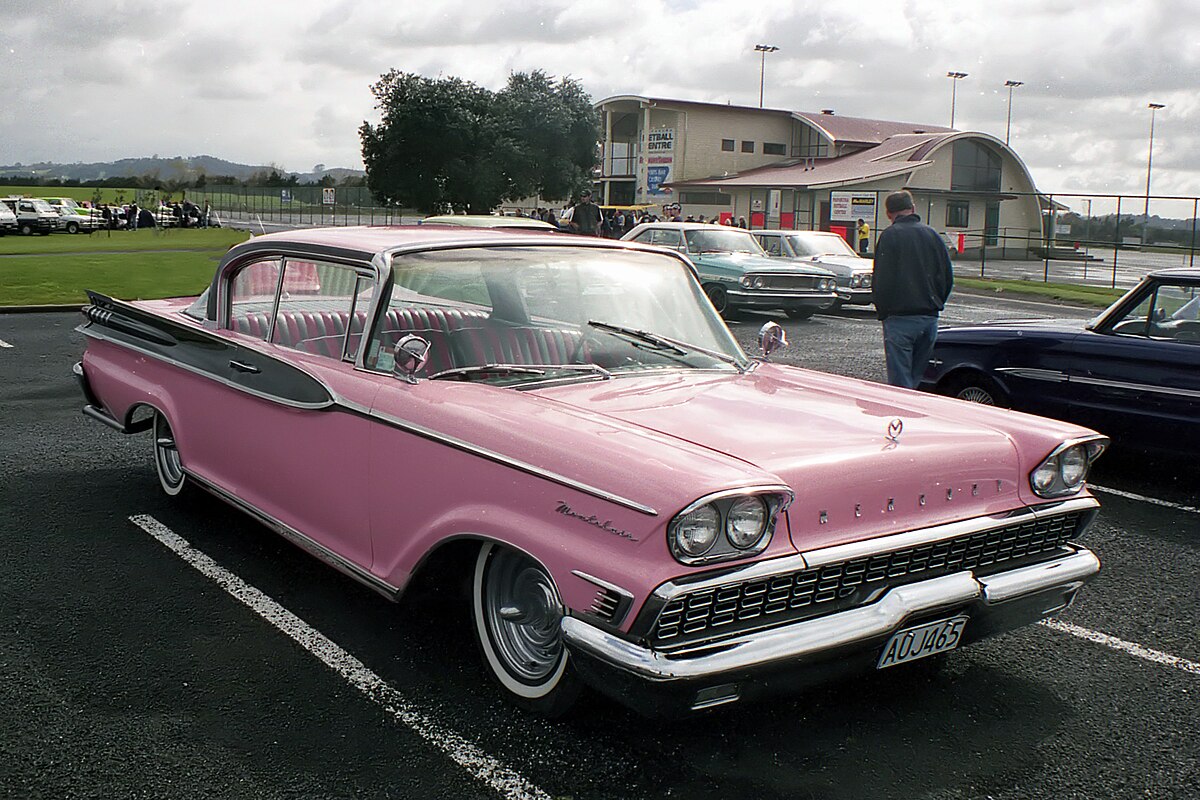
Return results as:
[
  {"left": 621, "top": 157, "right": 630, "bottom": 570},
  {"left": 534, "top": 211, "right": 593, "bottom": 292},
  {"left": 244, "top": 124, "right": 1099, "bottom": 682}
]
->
[
  {"left": 753, "top": 230, "right": 874, "bottom": 308},
  {"left": 42, "top": 197, "right": 104, "bottom": 233},
  {"left": 1, "top": 196, "right": 59, "bottom": 235},
  {"left": 0, "top": 200, "right": 16, "bottom": 235}
]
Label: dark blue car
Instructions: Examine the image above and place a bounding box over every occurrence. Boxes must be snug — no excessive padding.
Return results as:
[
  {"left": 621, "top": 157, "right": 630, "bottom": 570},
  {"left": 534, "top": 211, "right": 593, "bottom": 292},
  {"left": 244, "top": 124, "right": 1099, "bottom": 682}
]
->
[{"left": 920, "top": 268, "right": 1200, "bottom": 452}]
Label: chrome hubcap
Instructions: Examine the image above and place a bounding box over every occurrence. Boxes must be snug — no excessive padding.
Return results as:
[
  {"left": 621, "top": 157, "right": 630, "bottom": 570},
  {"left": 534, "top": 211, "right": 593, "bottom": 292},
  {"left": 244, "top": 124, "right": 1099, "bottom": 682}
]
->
[
  {"left": 957, "top": 386, "right": 996, "bottom": 405},
  {"left": 484, "top": 550, "right": 563, "bottom": 682}
]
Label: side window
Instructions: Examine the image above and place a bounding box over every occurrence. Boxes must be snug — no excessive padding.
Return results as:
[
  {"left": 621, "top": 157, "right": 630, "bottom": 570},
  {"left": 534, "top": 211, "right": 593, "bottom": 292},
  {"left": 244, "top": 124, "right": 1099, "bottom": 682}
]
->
[
  {"left": 271, "top": 259, "right": 362, "bottom": 360},
  {"left": 758, "top": 235, "right": 782, "bottom": 256},
  {"left": 344, "top": 276, "right": 377, "bottom": 360},
  {"left": 946, "top": 201, "right": 970, "bottom": 228},
  {"left": 632, "top": 229, "right": 656, "bottom": 244},
  {"left": 1149, "top": 283, "right": 1200, "bottom": 343},
  {"left": 650, "top": 229, "right": 683, "bottom": 248},
  {"left": 227, "top": 259, "right": 283, "bottom": 340}
]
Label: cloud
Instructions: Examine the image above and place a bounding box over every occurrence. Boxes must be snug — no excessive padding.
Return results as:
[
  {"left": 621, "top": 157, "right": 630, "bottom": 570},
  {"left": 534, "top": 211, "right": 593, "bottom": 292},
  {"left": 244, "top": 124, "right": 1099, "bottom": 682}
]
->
[{"left": 0, "top": 0, "right": 1195, "bottom": 196}]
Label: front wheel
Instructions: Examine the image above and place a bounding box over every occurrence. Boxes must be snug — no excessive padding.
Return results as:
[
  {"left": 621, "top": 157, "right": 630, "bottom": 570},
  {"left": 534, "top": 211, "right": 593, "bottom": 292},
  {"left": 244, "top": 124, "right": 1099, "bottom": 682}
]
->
[
  {"left": 66, "top": 221, "right": 80, "bottom": 234},
  {"left": 785, "top": 307, "right": 815, "bottom": 320},
  {"left": 946, "top": 373, "right": 1009, "bottom": 408},
  {"left": 19, "top": 223, "right": 32, "bottom": 236},
  {"left": 703, "top": 283, "right": 729, "bottom": 315},
  {"left": 472, "top": 543, "right": 581, "bottom": 716},
  {"left": 152, "top": 411, "right": 188, "bottom": 496}
]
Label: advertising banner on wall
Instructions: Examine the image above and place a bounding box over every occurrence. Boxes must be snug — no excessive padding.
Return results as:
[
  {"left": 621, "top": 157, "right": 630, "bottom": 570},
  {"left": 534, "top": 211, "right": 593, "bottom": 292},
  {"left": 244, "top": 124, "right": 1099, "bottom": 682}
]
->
[
  {"left": 646, "top": 128, "right": 675, "bottom": 196},
  {"left": 647, "top": 128, "right": 675, "bottom": 153},
  {"left": 647, "top": 166, "right": 671, "bottom": 195},
  {"left": 830, "top": 191, "right": 876, "bottom": 221}
]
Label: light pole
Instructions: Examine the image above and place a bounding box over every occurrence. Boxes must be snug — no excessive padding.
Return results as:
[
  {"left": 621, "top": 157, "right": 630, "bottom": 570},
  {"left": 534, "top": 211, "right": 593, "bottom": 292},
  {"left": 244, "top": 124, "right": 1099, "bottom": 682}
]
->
[
  {"left": 947, "top": 71, "right": 968, "bottom": 128},
  {"left": 1145, "top": 102, "right": 1165, "bottom": 220},
  {"left": 755, "top": 45, "right": 779, "bottom": 108},
  {"left": 1004, "top": 80, "right": 1023, "bottom": 144}
]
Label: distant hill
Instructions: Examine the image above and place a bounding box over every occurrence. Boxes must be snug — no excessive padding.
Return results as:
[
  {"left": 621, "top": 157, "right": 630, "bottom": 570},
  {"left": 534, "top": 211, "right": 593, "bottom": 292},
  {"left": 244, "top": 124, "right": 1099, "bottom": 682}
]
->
[{"left": 0, "top": 155, "right": 364, "bottom": 185}]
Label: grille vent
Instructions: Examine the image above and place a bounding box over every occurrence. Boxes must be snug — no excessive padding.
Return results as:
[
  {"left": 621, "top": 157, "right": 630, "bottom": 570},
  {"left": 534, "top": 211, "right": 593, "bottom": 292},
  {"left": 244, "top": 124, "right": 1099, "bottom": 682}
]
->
[{"left": 651, "top": 510, "right": 1083, "bottom": 648}]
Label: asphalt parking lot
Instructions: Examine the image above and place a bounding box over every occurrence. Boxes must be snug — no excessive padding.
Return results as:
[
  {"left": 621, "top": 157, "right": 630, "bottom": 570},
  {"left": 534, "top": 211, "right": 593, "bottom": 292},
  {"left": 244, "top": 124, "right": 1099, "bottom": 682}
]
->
[{"left": 1, "top": 294, "right": 1197, "bottom": 800}]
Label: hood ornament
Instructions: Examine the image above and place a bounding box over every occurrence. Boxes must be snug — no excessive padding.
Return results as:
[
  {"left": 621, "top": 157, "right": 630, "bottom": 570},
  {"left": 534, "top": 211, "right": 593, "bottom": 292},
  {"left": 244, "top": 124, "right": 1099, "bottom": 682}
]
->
[{"left": 886, "top": 418, "right": 904, "bottom": 442}]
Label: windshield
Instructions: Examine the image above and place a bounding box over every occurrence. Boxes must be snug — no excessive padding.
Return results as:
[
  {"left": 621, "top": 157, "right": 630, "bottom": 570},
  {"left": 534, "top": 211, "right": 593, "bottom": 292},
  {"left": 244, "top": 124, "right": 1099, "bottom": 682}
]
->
[
  {"left": 787, "top": 234, "right": 860, "bottom": 258},
  {"left": 29, "top": 199, "right": 56, "bottom": 213},
  {"left": 684, "top": 228, "right": 763, "bottom": 255},
  {"left": 367, "top": 245, "right": 746, "bottom": 384}
]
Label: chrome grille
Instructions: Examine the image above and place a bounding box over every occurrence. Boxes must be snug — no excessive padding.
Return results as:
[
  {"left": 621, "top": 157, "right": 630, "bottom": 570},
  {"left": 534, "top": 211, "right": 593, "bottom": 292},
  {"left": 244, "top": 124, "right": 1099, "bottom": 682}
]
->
[
  {"left": 651, "top": 510, "right": 1084, "bottom": 648},
  {"left": 753, "top": 274, "right": 821, "bottom": 291}
]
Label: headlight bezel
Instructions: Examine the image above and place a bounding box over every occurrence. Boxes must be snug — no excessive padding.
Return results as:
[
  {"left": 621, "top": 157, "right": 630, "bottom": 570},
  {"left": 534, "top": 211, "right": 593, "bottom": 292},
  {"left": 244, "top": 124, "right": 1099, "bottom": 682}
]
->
[
  {"left": 1028, "top": 436, "right": 1109, "bottom": 498},
  {"left": 668, "top": 488, "right": 792, "bottom": 566}
]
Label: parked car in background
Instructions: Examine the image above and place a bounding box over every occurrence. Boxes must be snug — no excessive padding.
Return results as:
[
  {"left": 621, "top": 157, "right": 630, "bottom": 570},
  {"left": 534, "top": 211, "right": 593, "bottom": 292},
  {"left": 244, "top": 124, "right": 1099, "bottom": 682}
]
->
[
  {"left": 622, "top": 222, "right": 838, "bottom": 318},
  {"left": 41, "top": 197, "right": 103, "bottom": 233},
  {"left": 419, "top": 214, "right": 559, "bottom": 231},
  {"left": 753, "top": 229, "right": 875, "bottom": 309},
  {"left": 921, "top": 268, "right": 1200, "bottom": 453},
  {"left": 76, "top": 225, "right": 1107, "bottom": 717},
  {"left": 0, "top": 199, "right": 17, "bottom": 235},
  {"left": 1, "top": 196, "right": 60, "bottom": 235}
]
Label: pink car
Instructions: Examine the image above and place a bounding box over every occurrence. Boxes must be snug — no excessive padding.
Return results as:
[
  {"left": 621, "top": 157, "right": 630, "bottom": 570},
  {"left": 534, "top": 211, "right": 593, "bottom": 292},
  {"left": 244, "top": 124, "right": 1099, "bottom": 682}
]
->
[{"left": 75, "top": 226, "right": 1107, "bottom": 717}]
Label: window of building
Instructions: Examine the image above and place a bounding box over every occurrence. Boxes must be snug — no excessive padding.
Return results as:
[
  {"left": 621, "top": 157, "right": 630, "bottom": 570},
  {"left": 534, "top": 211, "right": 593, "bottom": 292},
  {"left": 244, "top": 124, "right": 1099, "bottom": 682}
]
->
[
  {"left": 741, "top": 140, "right": 755, "bottom": 153},
  {"left": 946, "top": 201, "right": 970, "bottom": 228},
  {"left": 721, "top": 139, "right": 735, "bottom": 152},
  {"left": 763, "top": 143, "right": 786, "bottom": 156},
  {"left": 679, "top": 192, "right": 732, "bottom": 206},
  {"left": 951, "top": 140, "right": 1002, "bottom": 192}
]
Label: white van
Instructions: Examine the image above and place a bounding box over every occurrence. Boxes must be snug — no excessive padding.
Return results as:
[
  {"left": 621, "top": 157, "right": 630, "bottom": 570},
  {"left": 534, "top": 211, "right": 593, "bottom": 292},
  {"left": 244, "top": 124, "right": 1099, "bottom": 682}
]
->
[
  {"left": 0, "top": 200, "right": 16, "bottom": 235},
  {"left": 1, "top": 196, "right": 59, "bottom": 235}
]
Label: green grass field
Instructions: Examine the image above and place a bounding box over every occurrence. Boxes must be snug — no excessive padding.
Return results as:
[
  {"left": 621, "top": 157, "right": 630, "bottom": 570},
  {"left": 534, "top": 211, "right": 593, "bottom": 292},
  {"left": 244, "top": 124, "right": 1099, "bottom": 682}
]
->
[
  {"left": 956, "top": 277, "right": 1125, "bottom": 307},
  {"left": 0, "top": 228, "right": 247, "bottom": 305},
  {"left": 1, "top": 185, "right": 141, "bottom": 205}
]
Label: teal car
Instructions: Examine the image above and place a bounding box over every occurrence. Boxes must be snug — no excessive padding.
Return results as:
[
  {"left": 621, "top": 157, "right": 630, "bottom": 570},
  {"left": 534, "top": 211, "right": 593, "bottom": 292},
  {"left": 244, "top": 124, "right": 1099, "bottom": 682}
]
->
[{"left": 622, "top": 223, "right": 837, "bottom": 319}]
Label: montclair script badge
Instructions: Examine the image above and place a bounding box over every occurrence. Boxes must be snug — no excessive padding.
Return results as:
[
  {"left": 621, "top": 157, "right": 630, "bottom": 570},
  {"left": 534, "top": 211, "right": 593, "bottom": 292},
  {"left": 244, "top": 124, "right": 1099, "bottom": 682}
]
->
[{"left": 886, "top": 418, "right": 904, "bottom": 442}]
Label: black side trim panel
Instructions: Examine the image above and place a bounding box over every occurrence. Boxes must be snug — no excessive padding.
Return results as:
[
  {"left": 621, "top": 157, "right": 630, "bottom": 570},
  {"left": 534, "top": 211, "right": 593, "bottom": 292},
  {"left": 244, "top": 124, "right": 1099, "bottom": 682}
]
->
[{"left": 81, "top": 292, "right": 334, "bottom": 408}]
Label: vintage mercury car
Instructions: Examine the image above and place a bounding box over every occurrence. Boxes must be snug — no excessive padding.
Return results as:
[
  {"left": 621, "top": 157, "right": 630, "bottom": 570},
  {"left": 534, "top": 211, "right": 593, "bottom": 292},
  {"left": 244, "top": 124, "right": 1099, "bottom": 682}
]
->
[
  {"left": 752, "top": 229, "right": 875, "bottom": 309},
  {"left": 75, "top": 226, "right": 1107, "bottom": 717},
  {"left": 921, "top": 268, "right": 1200, "bottom": 454},
  {"left": 621, "top": 222, "right": 838, "bottom": 318}
]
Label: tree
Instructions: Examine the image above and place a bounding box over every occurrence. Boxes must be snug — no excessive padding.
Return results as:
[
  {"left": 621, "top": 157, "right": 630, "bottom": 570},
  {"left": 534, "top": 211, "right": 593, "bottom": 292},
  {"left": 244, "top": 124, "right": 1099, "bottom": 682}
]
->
[{"left": 360, "top": 70, "right": 599, "bottom": 214}]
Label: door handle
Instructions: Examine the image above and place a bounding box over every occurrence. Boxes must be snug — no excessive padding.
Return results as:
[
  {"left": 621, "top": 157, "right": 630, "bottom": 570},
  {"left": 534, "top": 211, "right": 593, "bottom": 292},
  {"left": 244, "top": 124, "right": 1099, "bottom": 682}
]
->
[{"left": 229, "top": 360, "right": 260, "bottom": 374}]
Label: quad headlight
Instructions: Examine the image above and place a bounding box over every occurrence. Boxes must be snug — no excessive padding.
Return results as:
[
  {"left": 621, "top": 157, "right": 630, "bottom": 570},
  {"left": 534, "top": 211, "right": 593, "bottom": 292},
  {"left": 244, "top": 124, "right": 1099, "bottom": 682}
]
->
[
  {"left": 850, "top": 272, "right": 871, "bottom": 289},
  {"left": 668, "top": 490, "right": 791, "bottom": 565},
  {"left": 819, "top": 278, "right": 836, "bottom": 291},
  {"left": 1029, "top": 437, "right": 1109, "bottom": 498}
]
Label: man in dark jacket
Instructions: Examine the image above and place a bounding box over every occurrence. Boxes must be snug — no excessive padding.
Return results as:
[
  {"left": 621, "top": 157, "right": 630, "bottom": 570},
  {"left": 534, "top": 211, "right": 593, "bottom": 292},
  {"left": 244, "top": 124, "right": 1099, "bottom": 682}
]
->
[
  {"left": 872, "top": 190, "right": 954, "bottom": 388},
  {"left": 571, "top": 190, "right": 603, "bottom": 236}
]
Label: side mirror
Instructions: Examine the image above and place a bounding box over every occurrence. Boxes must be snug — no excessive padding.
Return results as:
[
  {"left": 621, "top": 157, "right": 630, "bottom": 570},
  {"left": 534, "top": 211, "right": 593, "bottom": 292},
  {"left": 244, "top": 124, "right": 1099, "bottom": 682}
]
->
[
  {"left": 758, "top": 322, "right": 787, "bottom": 360},
  {"left": 392, "top": 334, "right": 431, "bottom": 384}
]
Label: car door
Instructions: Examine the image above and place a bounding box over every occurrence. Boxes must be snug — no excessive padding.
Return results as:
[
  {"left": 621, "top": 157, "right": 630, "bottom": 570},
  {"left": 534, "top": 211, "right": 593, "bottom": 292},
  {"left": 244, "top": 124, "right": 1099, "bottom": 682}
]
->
[
  {"left": 1064, "top": 279, "right": 1200, "bottom": 450},
  {"left": 181, "top": 256, "right": 380, "bottom": 568}
]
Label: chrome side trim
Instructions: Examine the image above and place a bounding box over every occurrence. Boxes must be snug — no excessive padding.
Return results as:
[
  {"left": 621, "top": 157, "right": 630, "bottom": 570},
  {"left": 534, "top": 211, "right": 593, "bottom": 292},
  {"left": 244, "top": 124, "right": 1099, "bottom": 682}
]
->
[
  {"left": 1070, "top": 374, "right": 1200, "bottom": 400},
  {"left": 357, "top": 405, "right": 658, "bottom": 516},
  {"left": 802, "top": 496, "right": 1100, "bottom": 568},
  {"left": 562, "top": 547, "right": 1100, "bottom": 681},
  {"left": 185, "top": 469, "right": 402, "bottom": 600},
  {"left": 79, "top": 325, "right": 334, "bottom": 411},
  {"left": 994, "top": 367, "right": 1069, "bottom": 383},
  {"left": 572, "top": 570, "right": 636, "bottom": 603}
]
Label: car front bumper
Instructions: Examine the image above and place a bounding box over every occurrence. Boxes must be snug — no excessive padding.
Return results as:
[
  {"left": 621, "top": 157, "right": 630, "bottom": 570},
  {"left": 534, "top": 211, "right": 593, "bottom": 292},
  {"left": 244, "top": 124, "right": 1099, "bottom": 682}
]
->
[
  {"left": 726, "top": 289, "right": 838, "bottom": 310},
  {"left": 562, "top": 545, "right": 1099, "bottom": 715},
  {"left": 836, "top": 286, "right": 874, "bottom": 305}
]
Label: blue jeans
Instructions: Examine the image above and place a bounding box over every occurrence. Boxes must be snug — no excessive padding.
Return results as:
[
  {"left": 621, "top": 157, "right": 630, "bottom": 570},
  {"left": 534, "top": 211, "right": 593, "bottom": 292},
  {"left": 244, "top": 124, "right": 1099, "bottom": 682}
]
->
[{"left": 882, "top": 315, "right": 939, "bottom": 389}]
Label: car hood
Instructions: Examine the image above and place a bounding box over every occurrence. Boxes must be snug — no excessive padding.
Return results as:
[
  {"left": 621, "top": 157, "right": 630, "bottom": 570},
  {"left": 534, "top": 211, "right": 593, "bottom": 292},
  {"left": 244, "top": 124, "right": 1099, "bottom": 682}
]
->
[
  {"left": 534, "top": 364, "right": 1075, "bottom": 552},
  {"left": 694, "top": 251, "right": 834, "bottom": 277},
  {"left": 940, "top": 317, "right": 1092, "bottom": 337},
  {"left": 806, "top": 254, "right": 873, "bottom": 277}
]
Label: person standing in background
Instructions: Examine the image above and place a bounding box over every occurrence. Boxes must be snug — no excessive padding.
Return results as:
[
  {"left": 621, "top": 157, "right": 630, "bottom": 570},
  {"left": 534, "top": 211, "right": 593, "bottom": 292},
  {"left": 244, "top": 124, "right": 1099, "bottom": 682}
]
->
[
  {"left": 872, "top": 190, "right": 953, "bottom": 389},
  {"left": 857, "top": 217, "right": 870, "bottom": 254},
  {"left": 571, "top": 190, "right": 602, "bottom": 236}
]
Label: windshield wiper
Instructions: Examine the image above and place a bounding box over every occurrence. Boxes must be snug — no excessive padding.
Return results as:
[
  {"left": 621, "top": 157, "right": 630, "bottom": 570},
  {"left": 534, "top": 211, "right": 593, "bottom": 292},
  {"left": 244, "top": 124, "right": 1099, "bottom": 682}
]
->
[
  {"left": 430, "top": 364, "right": 547, "bottom": 381},
  {"left": 587, "top": 320, "right": 747, "bottom": 372},
  {"left": 429, "top": 363, "right": 612, "bottom": 382}
]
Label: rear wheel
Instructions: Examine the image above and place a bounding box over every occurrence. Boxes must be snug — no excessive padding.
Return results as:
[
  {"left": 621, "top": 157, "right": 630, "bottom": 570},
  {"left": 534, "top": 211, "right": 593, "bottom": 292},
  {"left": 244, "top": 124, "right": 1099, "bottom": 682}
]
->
[
  {"left": 152, "top": 411, "right": 188, "bottom": 496},
  {"left": 703, "top": 283, "right": 729, "bottom": 315},
  {"left": 946, "top": 373, "right": 1009, "bottom": 408},
  {"left": 472, "top": 543, "right": 581, "bottom": 717}
]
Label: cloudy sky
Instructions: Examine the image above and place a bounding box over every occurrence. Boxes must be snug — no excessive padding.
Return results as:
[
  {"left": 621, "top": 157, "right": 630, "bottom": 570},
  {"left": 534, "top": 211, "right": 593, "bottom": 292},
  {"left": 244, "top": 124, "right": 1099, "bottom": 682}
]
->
[{"left": 2, "top": 0, "right": 1196, "bottom": 208}]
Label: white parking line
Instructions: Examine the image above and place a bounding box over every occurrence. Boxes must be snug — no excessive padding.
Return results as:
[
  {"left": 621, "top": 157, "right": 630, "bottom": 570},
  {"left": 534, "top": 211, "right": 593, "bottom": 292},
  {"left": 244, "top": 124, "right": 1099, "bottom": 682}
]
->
[
  {"left": 1040, "top": 619, "right": 1200, "bottom": 676},
  {"left": 0, "top": 339, "right": 13, "bottom": 348},
  {"left": 129, "top": 514, "right": 550, "bottom": 800},
  {"left": 1090, "top": 484, "right": 1200, "bottom": 514}
]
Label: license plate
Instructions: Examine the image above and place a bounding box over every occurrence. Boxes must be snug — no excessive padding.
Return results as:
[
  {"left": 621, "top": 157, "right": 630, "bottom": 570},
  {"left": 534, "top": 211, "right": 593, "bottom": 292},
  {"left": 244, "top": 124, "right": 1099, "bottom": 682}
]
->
[{"left": 877, "top": 616, "right": 968, "bottom": 669}]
